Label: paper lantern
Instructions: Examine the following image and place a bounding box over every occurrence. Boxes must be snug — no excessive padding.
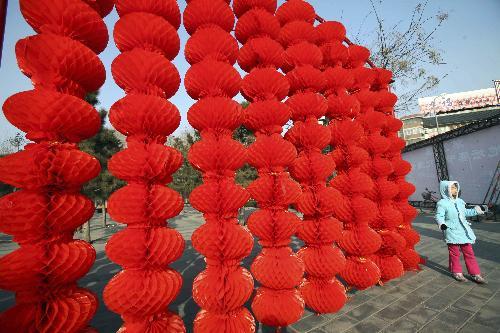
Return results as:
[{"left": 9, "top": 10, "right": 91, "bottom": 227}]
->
[
  {"left": 368, "top": 254, "right": 404, "bottom": 282},
  {"left": 340, "top": 257, "right": 381, "bottom": 290},
  {"left": 103, "top": 1, "right": 186, "bottom": 331},
  {"left": 0, "top": 1, "right": 111, "bottom": 331},
  {"left": 184, "top": 1, "right": 256, "bottom": 332}
]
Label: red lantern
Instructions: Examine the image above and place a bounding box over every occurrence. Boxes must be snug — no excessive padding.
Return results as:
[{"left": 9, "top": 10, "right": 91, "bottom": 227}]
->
[
  {"left": 277, "top": 0, "right": 347, "bottom": 314},
  {"left": 0, "top": 1, "right": 111, "bottom": 331},
  {"left": 102, "top": 1, "right": 186, "bottom": 331},
  {"left": 184, "top": 1, "right": 256, "bottom": 332}
]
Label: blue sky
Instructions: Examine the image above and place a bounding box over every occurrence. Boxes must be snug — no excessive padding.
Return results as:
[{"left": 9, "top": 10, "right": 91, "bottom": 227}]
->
[{"left": 0, "top": 0, "right": 499, "bottom": 142}]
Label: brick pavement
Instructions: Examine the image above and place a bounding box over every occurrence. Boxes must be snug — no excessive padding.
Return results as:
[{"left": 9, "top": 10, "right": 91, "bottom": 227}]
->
[{"left": 1, "top": 209, "right": 499, "bottom": 333}]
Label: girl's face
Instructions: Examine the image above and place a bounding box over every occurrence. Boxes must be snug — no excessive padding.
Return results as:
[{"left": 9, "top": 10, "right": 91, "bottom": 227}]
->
[{"left": 450, "top": 183, "right": 458, "bottom": 197}]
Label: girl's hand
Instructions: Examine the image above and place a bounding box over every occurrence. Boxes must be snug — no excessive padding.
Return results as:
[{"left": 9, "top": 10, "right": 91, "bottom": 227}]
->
[{"left": 474, "top": 205, "right": 487, "bottom": 215}]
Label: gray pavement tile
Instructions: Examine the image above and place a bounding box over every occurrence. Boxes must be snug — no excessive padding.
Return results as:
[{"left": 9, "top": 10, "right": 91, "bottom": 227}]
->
[
  {"left": 468, "top": 283, "right": 500, "bottom": 300},
  {"left": 479, "top": 263, "right": 498, "bottom": 275},
  {"left": 485, "top": 291, "right": 500, "bottom": 307},
  {"left": 415, "top": 269, "right": 439, "bottom": 278},
  {"left": 332, "top": 297, "right": 369, "bottom": 318},
  {"left": 411, "top": 281, "right": 445, "bottom": 298},
  {"left": 404, "top": 305, "right": 438, "bottom": 325},
  {"left": 319, "top": 315, "right": 359, "bottom": 333},
  {"left": 389, "top": 272, "right": 418, "bottom": 287},
  {"left": 423, "top": 284, "right": 470, "bottom": 310},
  {"left": 452, "top": 293, "right": 493, "bottom": 313},
  {"left": 429, "top": 274, "right": 455, "bottom": 285},
  {"left": 347, "top": 291, "right": 374, "bottom": 303},
  {"left": 361, "top": 286, "right": 389, "bottom": 298},
  {"left": 382, "top": 318, "right": 420, "bottom": 333},
  {"left": 435, "top": 307, "right": 473, "bottom": 329},
  {"left": 394, "top": 293, "right": 429, "bottom": 310},
  {"left": 344, "top": 301, "right": 381, "bottom": 321},
  {"left": 374, "top": 304, "right": 410, "bottom": 322},
  {"left": 458, "top": 321, "right": 497, "bottom": 333},
  {"left": 405, "top": 275, "right": 434, "bottom": 289},
  {"left": 485, "top": 269, "right": 500, "bottom": 280},
  {"left": 422, "top": 294, "right": 457, "bottom": 311},
  {"left": 373, "top": 293, "right": 398, "bottom": 305},
  {"left": 291, "top": 314, "right": 331, "bottom": 332},
  {"left": 470, "top": 305, "right": 500, "bottom": 328},
  {"left": 344, "top": 316, "right": 389, "bottom": 333},
  {"left": 392, "top": 283, "right": 419, "bottom": 294},
  {"left": 419, "top": 318, "right": 459, "bottom": 333},
  {"left": 340, "top": 293, "right": 373, "bottom": 311}
]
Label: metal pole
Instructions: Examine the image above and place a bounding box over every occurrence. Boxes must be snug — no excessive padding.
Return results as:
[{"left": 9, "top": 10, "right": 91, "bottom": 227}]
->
[
  {"left": 494, "top": 80, "right": 500, "bottom": 105},
  {"left": 432, "top": 93, "right": 446, "bottom": 135},
  {"left": 435, "top": 112, "right": 440, "bottom": 135},
  {"left": 0, "top": 0, "right": 7, "bottom": 67}
]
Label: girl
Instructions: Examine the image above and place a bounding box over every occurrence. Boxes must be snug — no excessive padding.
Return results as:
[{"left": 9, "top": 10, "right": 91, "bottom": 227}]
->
[{"left": 435, "top": 180, "right": 487, "bottom": 283}]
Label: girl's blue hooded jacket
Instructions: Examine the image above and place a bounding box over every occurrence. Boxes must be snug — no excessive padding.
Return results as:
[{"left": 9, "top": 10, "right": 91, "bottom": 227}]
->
[{"left": 435, "top": 180, "right": 478, "bottom": 244}]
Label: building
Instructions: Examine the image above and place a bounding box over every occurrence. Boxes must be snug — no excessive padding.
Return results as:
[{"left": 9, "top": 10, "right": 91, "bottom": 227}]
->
[{"left": 399, "top": 86, "right": 500, "bottom": 144}]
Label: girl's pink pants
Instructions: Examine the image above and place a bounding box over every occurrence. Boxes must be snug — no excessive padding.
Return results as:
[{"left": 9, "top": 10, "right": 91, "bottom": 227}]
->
[{"left": 448, "top": 243, "right": 480, "bottom": 275}]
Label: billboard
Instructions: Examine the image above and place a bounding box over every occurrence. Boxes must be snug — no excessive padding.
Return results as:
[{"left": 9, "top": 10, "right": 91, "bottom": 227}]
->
[
  {"left": 444, "top": 126, "right": 500, "bottom": 204},
  {"left": 403, "top": 145, "right": 440, "bottom": 202},
  {"left": 418, "top": 88, "right": 498, "bottom": 115}
]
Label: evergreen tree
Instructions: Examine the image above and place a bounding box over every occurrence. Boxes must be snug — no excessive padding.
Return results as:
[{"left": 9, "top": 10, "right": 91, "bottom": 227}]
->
[{"left": 80, "top": 92, "right": 125, "bottom": 229}]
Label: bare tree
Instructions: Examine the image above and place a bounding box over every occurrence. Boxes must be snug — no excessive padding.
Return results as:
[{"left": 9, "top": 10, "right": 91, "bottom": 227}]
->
[
  {"left": 354, "top": 0, "right": 449, "bottom": 115},
  {"left": 0, "top": 132, "right": 27, "bottom": 154}
]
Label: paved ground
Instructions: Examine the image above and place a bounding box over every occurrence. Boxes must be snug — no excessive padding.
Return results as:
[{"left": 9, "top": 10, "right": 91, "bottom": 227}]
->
[{"left": 1, "top": 208, "right": 499, "bottom": 333}]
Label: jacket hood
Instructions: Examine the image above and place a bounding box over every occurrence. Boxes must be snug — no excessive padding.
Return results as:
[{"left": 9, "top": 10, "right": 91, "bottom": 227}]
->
[{"left": 440, "top": 180, "right": 460, "bottom": 199}]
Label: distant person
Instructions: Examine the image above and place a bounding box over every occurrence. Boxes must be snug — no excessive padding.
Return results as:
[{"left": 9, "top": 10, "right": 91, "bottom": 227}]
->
[{"left": 435, "top": 180, "right": 487, "bottom": 283}]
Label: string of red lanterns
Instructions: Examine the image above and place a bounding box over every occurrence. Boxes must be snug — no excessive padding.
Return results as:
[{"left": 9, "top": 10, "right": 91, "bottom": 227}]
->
[
  {"left": 0, "top": 0, "right": 114, "bottom": 331},
  {"left": 275, "top": 0, "right": 348, "bottom": 314},
  {"left": 358, "top": 69, "right": 406, "bottom": 282},
  {"left": 102, "top": 1, "right": 187, "bottom": 331},
  {"left": 233, "top": 0, "right": 306, "bottom": 328},
  {"left": 0, "top": 0, "right": 423, "bottom": 330},
  {"left": 327, "top": 48, "right": 383, "bottom": 290},
  {"left": 183, "top": 0, "right": 255, "bottom": 331}
]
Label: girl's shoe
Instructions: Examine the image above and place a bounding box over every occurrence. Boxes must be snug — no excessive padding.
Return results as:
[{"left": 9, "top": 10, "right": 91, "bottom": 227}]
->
[
  {"left": 470, "top": 275, "right": 487, "bottom": 284},
  {"left": 452, "top": 273, "right": 467, "bottom": 282}
]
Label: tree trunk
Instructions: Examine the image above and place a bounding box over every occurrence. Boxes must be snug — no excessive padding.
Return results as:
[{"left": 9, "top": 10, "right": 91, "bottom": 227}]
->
[
  {"left": 82, "top": 221, "right": 91, "bottom": 243},
  {"left": 101, "top": 201, "right": 107, "bottom": 227},
  {"left": 238, "top": 207, "right": 245, "bottom": 225}
]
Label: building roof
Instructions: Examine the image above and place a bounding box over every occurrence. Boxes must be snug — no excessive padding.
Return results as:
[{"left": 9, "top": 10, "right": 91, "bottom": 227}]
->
[
  {"left": 404, "top": 114, "right": 500, "bottom": 152},
  {"left": 422, "top": 107, "right": 500, "bottom": 128}
]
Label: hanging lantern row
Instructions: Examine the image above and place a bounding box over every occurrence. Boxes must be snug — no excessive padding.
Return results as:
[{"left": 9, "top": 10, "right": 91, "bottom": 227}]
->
[
  {"left": 275, "top": 0, "right": 348, "bottom": 314},
  {"left": 0, "top": 0, "right": 423, "bottom": 331},
  {"left": 371, "top": 73, "right": 421, "bottom": 271},
  {"left": 233, "top": 0, "right": 305, "bottom": 329},
  {"left": 183, "top": 0, "right": 255, "bottom": 332},
  {"left": 323, "top": 37, "right": 383, "bottom": 290},
  {"left": 0, "top": 0, "right": 114, "bottom": 332},
  {"left": 353, "top": 69, "right": 405, "bottom": 283},
  {"left": 102, "top": 1, "right": 187, "bottom": 332}
]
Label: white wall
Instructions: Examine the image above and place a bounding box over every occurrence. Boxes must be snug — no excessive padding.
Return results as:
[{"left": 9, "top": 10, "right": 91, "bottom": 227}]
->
[
  {"left": 403, "top": 145, "right": 440, "bottom": 202},
  {"left": 444, "top": 126, "right": 500, "bottom": 203}
]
